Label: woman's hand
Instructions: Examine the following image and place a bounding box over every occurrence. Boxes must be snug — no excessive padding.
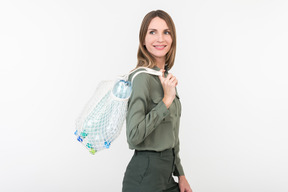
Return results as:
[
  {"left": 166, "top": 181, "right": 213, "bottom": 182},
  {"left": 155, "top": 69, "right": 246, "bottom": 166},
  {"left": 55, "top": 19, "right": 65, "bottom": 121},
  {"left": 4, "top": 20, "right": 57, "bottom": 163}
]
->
[
  {"left": 158, "top": 69, "right": 178, "bottom": 108},
  {"left": 179, "top": 175, "right": 192, "bottom": 192}
]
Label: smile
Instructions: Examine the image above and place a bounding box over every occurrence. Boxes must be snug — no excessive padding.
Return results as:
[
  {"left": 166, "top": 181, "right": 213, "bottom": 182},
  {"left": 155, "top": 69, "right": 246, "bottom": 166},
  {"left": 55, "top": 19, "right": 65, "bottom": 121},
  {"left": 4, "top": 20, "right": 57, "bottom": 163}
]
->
[{"left": 153, "top": 45, "right": 167, "bottom": 50}]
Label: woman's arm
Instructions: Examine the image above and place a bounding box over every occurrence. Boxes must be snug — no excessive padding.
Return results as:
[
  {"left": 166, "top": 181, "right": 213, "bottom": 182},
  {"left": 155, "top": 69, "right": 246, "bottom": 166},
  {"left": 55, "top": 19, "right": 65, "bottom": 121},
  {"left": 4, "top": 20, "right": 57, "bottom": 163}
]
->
[
  {"left": 173, "top": 139, "right": 185, "bottom": 176},
  {"left": 126, "top": 73, "right": 170, "bottom": 146}
]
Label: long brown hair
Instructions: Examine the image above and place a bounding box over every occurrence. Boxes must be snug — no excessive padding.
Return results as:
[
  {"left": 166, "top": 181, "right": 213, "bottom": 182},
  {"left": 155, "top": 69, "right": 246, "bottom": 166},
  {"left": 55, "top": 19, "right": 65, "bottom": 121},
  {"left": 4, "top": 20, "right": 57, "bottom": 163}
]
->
[{"left": 136, "top": 10, "right": 177, "bottom": 71}]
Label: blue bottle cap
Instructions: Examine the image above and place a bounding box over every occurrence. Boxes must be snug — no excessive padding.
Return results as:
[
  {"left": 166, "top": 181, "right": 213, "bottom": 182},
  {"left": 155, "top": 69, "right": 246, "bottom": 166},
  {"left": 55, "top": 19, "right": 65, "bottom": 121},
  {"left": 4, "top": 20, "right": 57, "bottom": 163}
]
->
[
  {"left": 80, "top": 132, "right": 88, "bottom": 137},
  {"left": 86, "top": 143, "right": 92, "bottom": 148},
  {"left": 104, "top": 141, "right": 111, "bottom": 148},
  {"left": 77, "top": 136, "right": 83, "bottom": 142}
]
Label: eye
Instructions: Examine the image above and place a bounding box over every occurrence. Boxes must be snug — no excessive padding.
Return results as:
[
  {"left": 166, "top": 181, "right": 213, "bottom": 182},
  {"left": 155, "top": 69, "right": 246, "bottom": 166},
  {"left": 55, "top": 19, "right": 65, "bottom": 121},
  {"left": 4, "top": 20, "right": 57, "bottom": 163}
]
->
[
  {"left": 164, "top": 31, "right": 171, "bottom": 35},
  {"left": 149, "top": 31, "right": 156, "bottom": 35}
]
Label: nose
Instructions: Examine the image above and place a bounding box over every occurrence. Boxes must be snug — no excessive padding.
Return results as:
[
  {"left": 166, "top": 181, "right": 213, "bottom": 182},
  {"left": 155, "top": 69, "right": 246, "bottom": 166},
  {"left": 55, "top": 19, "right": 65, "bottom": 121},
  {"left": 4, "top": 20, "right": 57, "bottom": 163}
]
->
[{"left": 157, "top": 33, "right": 164, "bottom": 42}]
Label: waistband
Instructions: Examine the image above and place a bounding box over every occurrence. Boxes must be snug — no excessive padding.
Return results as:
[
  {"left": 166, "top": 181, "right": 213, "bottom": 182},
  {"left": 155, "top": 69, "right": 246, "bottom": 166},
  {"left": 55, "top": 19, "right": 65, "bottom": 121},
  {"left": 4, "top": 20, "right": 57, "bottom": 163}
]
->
[{"left": 134, "top": 148, "right": 175, "bottom": 157}]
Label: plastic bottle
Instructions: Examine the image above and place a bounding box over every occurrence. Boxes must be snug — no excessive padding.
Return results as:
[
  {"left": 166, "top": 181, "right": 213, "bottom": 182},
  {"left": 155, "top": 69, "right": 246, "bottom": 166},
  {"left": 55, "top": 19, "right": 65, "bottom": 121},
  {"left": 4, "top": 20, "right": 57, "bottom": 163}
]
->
[{"left": 112, "top": 80, "right": 132, "bottom": 99}]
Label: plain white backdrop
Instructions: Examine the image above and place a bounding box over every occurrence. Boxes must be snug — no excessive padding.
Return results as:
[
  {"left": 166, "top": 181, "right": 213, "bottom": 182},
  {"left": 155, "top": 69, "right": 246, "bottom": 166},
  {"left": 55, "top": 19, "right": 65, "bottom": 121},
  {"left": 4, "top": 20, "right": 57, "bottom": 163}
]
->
[{"left": 0, "top": 0, "right": 287, "bottom": 191}]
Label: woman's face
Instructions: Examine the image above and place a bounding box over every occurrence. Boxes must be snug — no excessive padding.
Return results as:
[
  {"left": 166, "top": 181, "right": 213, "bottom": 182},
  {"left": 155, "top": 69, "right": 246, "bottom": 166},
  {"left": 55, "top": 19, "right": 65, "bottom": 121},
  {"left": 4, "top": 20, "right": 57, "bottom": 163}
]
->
[{"left": 144, "top": 17, "right": 172, "bottom": 62}]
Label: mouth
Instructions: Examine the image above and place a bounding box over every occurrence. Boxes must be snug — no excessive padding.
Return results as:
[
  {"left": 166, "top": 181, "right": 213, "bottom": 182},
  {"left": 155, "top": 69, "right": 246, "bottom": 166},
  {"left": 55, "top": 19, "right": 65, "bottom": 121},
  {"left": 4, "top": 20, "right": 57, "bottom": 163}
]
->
[{"left": 153, "top": 45, "right": 167, "bottom": 50}]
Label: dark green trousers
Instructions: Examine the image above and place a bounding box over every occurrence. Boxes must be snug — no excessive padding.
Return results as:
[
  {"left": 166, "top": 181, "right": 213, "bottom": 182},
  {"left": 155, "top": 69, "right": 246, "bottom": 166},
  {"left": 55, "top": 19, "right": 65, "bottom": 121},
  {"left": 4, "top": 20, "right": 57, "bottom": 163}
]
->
[{"left": 122, "top": 149, "right": 180, "bottom": 192}]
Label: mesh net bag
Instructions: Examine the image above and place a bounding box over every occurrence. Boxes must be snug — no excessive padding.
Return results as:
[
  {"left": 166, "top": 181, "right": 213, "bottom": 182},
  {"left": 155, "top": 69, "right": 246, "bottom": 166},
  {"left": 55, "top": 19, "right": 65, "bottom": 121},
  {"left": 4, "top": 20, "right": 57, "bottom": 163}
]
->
[{"left": 75, "top": 67, "right": 162, "bottom": 154}]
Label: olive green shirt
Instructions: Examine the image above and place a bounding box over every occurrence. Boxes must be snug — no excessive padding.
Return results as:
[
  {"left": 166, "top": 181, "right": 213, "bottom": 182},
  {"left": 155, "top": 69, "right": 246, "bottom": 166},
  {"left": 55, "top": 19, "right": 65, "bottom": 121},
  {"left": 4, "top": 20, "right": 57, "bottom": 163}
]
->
[{"left": 126, "top": 66, "right": 184, "bottom": 176}]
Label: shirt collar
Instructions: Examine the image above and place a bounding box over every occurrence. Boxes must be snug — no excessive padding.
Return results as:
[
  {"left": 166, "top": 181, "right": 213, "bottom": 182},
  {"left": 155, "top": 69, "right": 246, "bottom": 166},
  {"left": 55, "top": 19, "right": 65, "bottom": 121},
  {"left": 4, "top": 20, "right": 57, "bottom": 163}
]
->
[{"left": 152, "top": 65, "right": 169, "bottom": 75}]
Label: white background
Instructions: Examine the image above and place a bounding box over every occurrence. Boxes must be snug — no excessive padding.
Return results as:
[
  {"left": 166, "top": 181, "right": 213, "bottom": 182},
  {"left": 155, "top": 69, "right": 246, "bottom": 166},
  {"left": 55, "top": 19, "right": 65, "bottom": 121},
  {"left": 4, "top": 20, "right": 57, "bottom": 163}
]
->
[{"left": 0, "top": 0, "right": 287, "bottom": 192}]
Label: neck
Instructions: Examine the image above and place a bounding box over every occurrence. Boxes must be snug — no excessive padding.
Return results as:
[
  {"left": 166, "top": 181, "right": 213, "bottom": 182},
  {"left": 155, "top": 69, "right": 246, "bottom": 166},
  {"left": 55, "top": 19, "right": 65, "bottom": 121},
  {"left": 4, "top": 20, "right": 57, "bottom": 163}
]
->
[{"left": 155, "top": 58, "right": 166, "bottom": 70}]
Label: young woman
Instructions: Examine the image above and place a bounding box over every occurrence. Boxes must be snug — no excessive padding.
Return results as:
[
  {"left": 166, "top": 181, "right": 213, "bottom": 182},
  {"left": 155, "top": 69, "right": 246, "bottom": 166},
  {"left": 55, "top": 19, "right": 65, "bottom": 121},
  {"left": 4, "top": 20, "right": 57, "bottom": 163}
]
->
[{"left": 122, "top": 10, "right": 192, "bottom": 192}]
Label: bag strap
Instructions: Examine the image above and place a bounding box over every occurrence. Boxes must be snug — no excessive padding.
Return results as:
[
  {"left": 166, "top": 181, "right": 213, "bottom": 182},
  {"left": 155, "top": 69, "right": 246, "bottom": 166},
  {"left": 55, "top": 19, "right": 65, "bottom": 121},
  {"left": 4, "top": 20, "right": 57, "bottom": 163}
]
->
[
  {"left": 120, "top": 67, "right": 162, "bottom": 83},
  {"left": 131, "top": 67, "right": 162, "bottom": 83}
]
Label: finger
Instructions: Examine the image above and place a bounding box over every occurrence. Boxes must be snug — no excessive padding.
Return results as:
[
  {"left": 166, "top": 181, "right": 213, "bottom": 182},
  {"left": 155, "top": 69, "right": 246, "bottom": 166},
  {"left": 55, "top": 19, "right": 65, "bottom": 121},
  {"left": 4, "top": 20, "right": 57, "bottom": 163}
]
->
[
  {"left": 158, "top": 75, "right": 164, "bottom": 83},
  {"left": 159, "top": 69, "right": 165, "bottom": 77},
  {"left": 168, "top": 76, "right": 177, "bottom": 86},
  {"left": 173, "top": 78, "right": 178, "bottom": 86},
  {"left": 166, "top": 73, "right": 173, "bottom": 80},
  {"left": 170, "top": 76, "right": 177, "bottom": 83},
  {"left": 160, "top": 74, "right": 170, "bottom": 84},
  {"left": 158, "top": 69, "right": 165, "bottom": 82}
]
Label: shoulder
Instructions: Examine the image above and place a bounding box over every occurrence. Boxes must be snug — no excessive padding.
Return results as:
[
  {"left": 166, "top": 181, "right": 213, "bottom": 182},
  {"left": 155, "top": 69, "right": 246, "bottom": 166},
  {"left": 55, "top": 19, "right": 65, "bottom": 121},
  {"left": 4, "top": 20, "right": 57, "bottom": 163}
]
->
[
  {"left": 127, "top": 70, "right": 152, "bottom": 101},
  {"left": 128, "top": 69, "right": 153, "bottom": 85}
]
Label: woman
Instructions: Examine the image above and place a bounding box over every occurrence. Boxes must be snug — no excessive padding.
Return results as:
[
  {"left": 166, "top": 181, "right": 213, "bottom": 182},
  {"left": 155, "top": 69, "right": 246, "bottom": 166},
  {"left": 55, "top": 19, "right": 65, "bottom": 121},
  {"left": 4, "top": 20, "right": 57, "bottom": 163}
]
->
[{"left": 122, "top": 10, "right": 192, "bottom": 192}]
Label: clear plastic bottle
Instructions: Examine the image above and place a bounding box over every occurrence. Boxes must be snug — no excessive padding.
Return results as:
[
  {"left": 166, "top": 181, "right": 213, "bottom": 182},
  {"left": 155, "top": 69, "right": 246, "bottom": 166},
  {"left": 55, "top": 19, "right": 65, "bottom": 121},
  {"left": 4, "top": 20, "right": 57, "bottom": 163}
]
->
[{"left": 112, "top": 80, "right": 132, "bottom": 99}]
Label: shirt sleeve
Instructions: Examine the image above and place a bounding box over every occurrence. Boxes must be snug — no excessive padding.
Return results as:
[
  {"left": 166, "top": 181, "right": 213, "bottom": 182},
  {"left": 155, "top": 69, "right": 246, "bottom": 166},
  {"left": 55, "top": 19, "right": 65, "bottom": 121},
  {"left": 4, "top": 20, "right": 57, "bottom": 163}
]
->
[
  {"left": 126, "top": 73, "right": 170, "bottom": 146},
  {"left": 173, "top": 139, "right": 185, "bottom": 176}
]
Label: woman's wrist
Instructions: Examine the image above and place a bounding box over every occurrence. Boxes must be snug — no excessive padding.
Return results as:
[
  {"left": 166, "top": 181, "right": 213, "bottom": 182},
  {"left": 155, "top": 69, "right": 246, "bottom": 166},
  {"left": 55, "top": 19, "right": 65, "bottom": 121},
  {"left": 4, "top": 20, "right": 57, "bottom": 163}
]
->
[
  {"left": 162, "top": 97, "right": 173, "bottom": 108},
  {"left": 178, "top": 175, "right": 186, "bottom": 180}
]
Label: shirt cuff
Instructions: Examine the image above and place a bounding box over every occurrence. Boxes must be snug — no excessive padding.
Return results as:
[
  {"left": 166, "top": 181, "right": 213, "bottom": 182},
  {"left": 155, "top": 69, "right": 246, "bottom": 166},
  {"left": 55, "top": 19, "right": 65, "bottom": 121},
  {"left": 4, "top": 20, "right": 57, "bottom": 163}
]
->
[
  {"left": 174, "top": 163, "right": 185, "bottom": 176},
  {"left": 155, "top": 100, "right": 170, "bottom": 119}
]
